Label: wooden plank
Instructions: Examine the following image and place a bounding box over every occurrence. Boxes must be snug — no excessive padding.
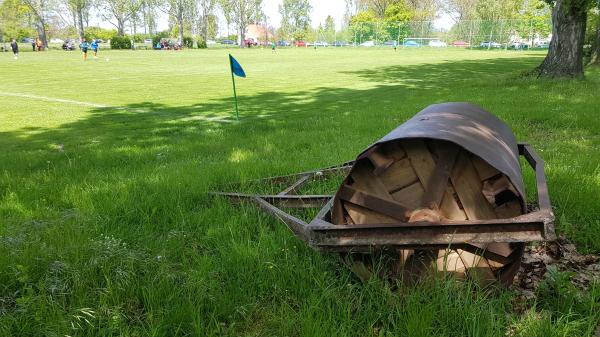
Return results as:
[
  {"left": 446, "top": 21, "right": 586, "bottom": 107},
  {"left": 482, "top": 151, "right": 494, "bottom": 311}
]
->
[
  {"left": 350, "top": 161, "right": 394, "bottom": 201},
  {"left": 367, "top": 150, "right": 395, "bottom": 175},
  {"left": 402, "top": 140, "right": 464, "bottom": 218},
  {"left": 482, "top": 175, "right": 519, "bottom": 205},
  {"left": 344, "top": 202, "right": 398, "bottom": 224},
  {"left": 391, "top": 182, "right": 424, "bottom": 210},
  {"left": 338, "top": 185, "right": 408, "bottom": 220},
  {"left": 495, "top": 200, "right": 522, "bottom": 219},
  {"left": 377, "top": 158, "right": 418, "bottom": 192},
  {"left": 440, "top": 187, "right": 467, "bottom": 220},
  {"left": 450, "top": 152, "right": 497, "bottom": 220},
  {"left": 380, "top": 141, "right": 406, "bottom": 161},
  {"left": 421, "top": 142, "right": 460, "bottom": 209},
  {"left": 471, "top": 155, "right": 501, "bottom": 181},
  {"left": 437, "top": 249, "right": 466, "bottom": 272}
]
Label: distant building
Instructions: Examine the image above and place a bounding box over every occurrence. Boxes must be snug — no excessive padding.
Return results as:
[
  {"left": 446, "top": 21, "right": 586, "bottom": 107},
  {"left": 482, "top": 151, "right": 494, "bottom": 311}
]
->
[{"left": 244, "top": 24, "right": 273, "bottom": 44}]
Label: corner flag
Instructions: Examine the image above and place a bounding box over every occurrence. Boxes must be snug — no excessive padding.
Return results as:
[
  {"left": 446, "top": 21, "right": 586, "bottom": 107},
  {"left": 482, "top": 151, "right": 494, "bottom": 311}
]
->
[
  {"left": 229, "top": 54, "right": 246, "bottom": 78},
  {"left": 228, "top": 54, "right": 245, "bottom": 120}
]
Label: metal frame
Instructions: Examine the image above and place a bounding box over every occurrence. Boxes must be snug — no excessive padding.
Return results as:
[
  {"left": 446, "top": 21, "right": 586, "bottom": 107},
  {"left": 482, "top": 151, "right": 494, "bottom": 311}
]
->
[{"left": 216, "top": 143, "right": 555, "bottom": 253}]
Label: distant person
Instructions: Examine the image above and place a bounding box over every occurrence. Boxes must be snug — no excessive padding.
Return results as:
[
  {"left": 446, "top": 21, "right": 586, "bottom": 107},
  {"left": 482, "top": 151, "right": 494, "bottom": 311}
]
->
[
  {"left": 10, "top": 39, "right": 18, "bottom": 59},
  {"left": 32, "top": 40, "right": 36, "bottom": 51},
  {"left": 91, "top": 39, "right": 99, "bottom": 58},
  {"left": 271, "top": 41, "right": 276, "bottom": 53},
  {"left": 36, "top": 38, "right": 43, "bottom": 51},
  {"left": 79, "top": 39, "right": 89, "bottom": 61}
]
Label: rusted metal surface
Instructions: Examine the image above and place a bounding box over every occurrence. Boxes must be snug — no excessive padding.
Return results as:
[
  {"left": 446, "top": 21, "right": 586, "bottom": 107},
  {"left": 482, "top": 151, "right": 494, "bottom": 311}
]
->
[{"left": 358, "top": 103, "right": 526, "bottom": 202}]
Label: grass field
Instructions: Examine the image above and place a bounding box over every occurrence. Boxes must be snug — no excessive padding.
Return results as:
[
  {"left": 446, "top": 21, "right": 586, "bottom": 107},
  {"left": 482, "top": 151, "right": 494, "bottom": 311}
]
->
[{"left": 0, "top": 48, "right": 599, "bottom": 336}]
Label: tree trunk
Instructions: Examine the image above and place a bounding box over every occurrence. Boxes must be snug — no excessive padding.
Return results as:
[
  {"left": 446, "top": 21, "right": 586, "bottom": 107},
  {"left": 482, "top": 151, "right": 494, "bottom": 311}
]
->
[
  {"left": 177, "top": 14, "right": 184, "bottom": 44},
  {"left": 590, "top": 19, "right": 600, "bottom": 65},
  {"left": 117, "top": 18, "right": 125, "bottom": 36},
  {"left": 77, "top": 8, "right": 85, "bottom": 40},
  {"left": 536, "top": 0, "right": 587, "bottom": 78},
  {"left": 37, "top": 18, "right": 47, "bottom": 48}
]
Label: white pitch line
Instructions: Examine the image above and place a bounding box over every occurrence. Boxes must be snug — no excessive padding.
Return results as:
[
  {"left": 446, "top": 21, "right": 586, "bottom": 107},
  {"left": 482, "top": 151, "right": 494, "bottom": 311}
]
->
[{"left": 0, "top": 92, "right": 109, "bottom": 108}]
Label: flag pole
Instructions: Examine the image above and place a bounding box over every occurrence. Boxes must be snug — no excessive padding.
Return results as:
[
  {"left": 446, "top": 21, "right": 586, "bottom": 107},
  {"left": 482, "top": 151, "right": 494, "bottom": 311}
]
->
[{"left": 229, "top": 55, "right": 240, "bottom": 120}]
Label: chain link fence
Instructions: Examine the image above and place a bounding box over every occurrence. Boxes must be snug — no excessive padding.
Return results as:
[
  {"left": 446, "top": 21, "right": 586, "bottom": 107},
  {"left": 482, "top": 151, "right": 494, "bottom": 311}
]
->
[{"left": 313, "top": 19, "right": 551, "bottom": 49}]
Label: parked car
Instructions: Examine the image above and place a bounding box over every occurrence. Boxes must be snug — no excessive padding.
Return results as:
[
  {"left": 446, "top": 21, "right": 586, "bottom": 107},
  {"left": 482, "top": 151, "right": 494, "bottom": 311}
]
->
[
  {"left": 21, "top": 37, "right": 34, "bottom": 43},
  {"left": 480, "top": 41, "right": 502, "bottom": 48},
  {"left": 50, "top": 38, "right": 64, "bottom": 44},
  {"left": 452, "top": 40, "right": 470, "bottom": 47},
  {"left": 535, "top": 41, "right": 550, "bottom": 49},
  {"left": 313, "top": 41, "right": 329, "bottom": 47},
  {"left": 243, "top": 38, "right": 258, "bottom": 47},
  {"left": 428, "top": 39, "right": 447, "bottom": 47},
  {"left": 277, "top": 40, "right": 290, "bottom": 46},
  {"left": 508, "top": 41, "right": 529, "bottom": 50},
  {"left": 207, "top": 40, "right": 217, "bottom": 46},
  {"left": 219, "top": 39, "right": 236, "bottom": 45},
  {"left": 295, "top": 40, "right": 307, "bottom": 47},
  {"left": 360, "top": 40, "right": 375, "bottom": 47},
  {"left": 383, "top": 40, "right": 398, "bottom": 47},
  {"left": 333, "top": 41, "right": 349, "bottom": 47},
  {"left": 144, "top": 38, "right": 153, "bottom": 44},
  {"left": 403, "top": 40, "right": 420, "bottom": 47}
]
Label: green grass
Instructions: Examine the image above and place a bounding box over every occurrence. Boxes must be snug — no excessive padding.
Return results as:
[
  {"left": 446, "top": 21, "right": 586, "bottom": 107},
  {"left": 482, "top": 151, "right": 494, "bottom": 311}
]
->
[{"left": 0, "top": 48, "right": 599, "bottom": 336}]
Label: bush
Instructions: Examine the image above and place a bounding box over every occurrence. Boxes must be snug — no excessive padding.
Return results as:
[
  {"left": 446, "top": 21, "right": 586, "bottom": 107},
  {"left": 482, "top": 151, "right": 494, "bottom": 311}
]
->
[
  {"left": 197, "top": 38, "right": 207, "bottom": 49},
  {"left": 132, "top": 34, "right": 150, "bottom": 43},
  {"left": 183, "top": 36, "right": 194, "bottom": 48},
  {"left": 110, "top": 36, "right": 132, "bottom": 49}
]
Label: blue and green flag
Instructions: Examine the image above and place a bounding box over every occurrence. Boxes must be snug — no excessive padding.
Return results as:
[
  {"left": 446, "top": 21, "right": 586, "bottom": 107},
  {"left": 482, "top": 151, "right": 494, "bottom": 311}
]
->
[
  {"left": 228, "top": 54, "right": 245, "bottom": 120},
  {"left": 229, "top": 54, "right": 246, "bottom": 78}
]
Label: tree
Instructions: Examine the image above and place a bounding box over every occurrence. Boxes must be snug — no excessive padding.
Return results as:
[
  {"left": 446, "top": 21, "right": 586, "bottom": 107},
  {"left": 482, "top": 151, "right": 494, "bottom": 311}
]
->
[
  {"left": 219, "top": 0, "right": 263, "bottom": 45},
  {"left": 21, "top": 0, "right": 51, "bottom": 47},
  {"left": 64, "top": 0, "right": 89, "bottom": 39},
  {"left": 279, "top": 0, "right": 311, "bottom": 41},
  {"left": 197, "top": 0, "right": 216, "bottom": 42},
  {"left": 535, "top": 0, "right": 593, "bottom": 78},
  {"left": 589, "top": 2, "right": 600, "bottom": 64},
  {"left": 97, "top": 0, "right": 140, "bottom": 35}
]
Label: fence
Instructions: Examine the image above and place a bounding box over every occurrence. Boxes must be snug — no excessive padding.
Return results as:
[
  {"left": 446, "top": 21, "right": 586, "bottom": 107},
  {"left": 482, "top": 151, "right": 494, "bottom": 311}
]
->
[{"left": 312, "top": 19, "right": 552, "bottom": 48}]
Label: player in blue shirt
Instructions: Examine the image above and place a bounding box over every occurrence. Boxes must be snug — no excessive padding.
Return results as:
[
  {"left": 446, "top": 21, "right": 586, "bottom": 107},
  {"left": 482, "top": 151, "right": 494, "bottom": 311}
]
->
[
  {"left": 90, "top": 39, "right": 99, "bottom": 58},
  {"left": 79, "top": 39, "right": 89, "bottom": 61}
]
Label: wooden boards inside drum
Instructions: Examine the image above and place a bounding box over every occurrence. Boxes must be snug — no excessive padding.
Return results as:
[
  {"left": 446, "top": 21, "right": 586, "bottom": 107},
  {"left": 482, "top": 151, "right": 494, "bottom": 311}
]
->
[{"left": 334, "top": 139, "right": 525, "bottom": 285}]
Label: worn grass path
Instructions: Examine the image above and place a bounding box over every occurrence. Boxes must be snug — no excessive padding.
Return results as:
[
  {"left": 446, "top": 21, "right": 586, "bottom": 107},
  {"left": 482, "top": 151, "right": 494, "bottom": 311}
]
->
[{"left": 0, "top": 48, "right": 598, "bottom": 336}]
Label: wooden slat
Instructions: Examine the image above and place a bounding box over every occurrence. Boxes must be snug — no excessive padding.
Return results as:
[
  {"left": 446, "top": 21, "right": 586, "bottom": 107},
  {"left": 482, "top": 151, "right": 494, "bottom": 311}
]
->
[
  {"left": 482, "top": 175, "right": 519, "bottom": 205},
  {"left": 380, "top": 141, "right": 406, "bottom": 161},
  {"left": 344, "top": 202, "right": 398, "bottom": 224},
  {"left": 421, "top": 142, "right": 460, "bottom": 209},
  {"left": 471, "top": 155, "right": 501, "bottom": 181},
  {"left": 495, "top": 200, "right": 522, "bottom": 219},
  {"left": 450, "top": 152, "right": 497, "bottom": 220},
  {"left": 440, "top": 187, "right": 467, "bottom": 220},
  {"left": 402, "top": 140, "right": 465, "bottom": 218},
  {"left": 368, "top": 151, "right": 394, "bottom": 175},
  {"left": 350, "top": 161, "right": 394, "bottom": 201},
  {"left": 391, "top": 182, "right": 424, "bottom": 210},
  {"left": 377, "top": 158, "right": 418, "bottom": 192},
  {"left": 338, "top": 185, "right": 408, "bottom": 220}
]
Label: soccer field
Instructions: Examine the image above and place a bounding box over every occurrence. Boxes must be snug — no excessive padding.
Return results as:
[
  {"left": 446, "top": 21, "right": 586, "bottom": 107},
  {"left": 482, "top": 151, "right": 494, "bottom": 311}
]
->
[{"left": 1, "top": 48, "right": 599, "bottom": 336}]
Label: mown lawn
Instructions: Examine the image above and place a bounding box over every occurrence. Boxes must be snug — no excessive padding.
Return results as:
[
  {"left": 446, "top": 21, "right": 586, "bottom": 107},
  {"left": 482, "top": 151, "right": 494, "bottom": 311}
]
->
[{"left": 0, "top": 48, "right": 598, "bottom": 336}]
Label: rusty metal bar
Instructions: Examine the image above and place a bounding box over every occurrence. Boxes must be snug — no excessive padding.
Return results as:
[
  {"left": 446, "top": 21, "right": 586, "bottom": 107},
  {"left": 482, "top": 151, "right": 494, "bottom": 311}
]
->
[
  {"left": 278, "top": 174, "right": 311, "bottom": 195},
  {"left": 518, "top": 143, "right": 555, "bottom": 240},
  {"left": 215, "top": 192, "right": 332, "bottom": 208},
  {"left": 252, "top": 197, "right": 311, "bottom": 242}
]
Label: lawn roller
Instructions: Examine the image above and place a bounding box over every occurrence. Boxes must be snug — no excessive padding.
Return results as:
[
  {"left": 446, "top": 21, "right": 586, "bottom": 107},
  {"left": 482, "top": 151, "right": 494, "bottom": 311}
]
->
[{"left": 217, "top": 102, "right": 555, "bottom": 286}]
